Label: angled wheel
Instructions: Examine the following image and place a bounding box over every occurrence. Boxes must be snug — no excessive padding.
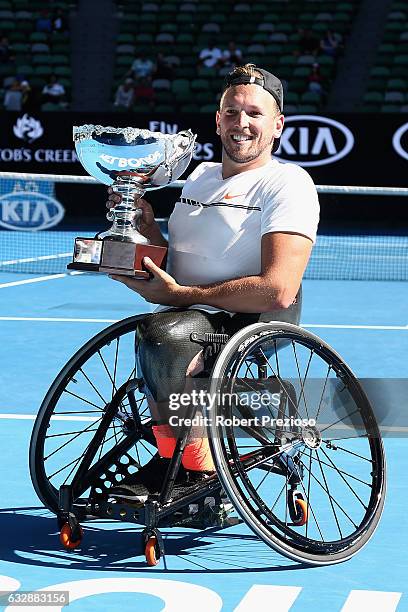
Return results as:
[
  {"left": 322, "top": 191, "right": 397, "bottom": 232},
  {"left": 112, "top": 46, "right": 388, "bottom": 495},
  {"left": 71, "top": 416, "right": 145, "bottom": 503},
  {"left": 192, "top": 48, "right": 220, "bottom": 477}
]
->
[
  {"left": 145, "top": 536, "right": 160, "bottom": 566},
  {"left": 289, "top": 493, "right": 308, "bottom": 526},
  {"left": 208, "top": 322, "right": 386, "bottom": 566},
  {"left": 60, "top": 523, "right": 83, "bottom": 549},
  {"left": 29, "top": 315, "right": 157, "bottom": 513}
]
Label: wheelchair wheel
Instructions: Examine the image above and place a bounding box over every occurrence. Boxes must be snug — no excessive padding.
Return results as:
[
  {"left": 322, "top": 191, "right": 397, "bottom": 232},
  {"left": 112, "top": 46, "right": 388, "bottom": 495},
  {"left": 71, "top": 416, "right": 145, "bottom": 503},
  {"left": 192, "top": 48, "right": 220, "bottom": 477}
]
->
[
  {"left": 29, "top": 315, "right": 156, "bottom": 513},
  {"left": 208, "top": 322, "right": 386, "bottom": 565}
]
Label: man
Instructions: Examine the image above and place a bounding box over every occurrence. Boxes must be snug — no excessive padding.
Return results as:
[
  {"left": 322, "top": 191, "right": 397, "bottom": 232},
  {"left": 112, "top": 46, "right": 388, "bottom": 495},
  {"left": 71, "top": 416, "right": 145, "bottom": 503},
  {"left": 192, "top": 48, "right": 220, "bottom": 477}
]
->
[
  {"left": 113, "top": 78, "right": 135, "bottom": 109},
  {"left": 222, "top": 41, "right": 243, "bottom": 69},
  {"left": 128, "top": 53, "right": 155, "bottom": 81},
  {"left": 108, "top": 64, "right": 319, "bottom": 503},
  {"left": 198, "top": 40, "right": 223, "bottom": 69}
]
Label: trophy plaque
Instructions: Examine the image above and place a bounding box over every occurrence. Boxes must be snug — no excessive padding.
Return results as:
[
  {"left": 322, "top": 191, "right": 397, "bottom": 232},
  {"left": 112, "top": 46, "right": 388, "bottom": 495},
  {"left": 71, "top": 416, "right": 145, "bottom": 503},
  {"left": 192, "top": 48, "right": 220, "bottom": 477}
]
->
[{"left": 68, "top": 126, "right": 196, "bottom": 278}]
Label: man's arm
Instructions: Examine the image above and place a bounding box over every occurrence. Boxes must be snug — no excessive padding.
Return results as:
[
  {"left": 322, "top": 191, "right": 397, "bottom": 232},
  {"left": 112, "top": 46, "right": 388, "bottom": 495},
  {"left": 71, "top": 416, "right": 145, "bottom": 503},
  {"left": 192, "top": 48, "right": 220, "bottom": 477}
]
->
[
  {"left": 111, "top": 232, "right": 313, "bottom": 313},
  {"left": 175, "top": 232, "right": 313, "bottom": 312}
]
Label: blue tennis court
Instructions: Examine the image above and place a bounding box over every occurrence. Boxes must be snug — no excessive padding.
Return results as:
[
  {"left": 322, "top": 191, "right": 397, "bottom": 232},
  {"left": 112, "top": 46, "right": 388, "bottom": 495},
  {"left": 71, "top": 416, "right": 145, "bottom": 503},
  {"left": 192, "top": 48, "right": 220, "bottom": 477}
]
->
[{"left": 0, "top": 261, "right": 407, "bottom": 611}]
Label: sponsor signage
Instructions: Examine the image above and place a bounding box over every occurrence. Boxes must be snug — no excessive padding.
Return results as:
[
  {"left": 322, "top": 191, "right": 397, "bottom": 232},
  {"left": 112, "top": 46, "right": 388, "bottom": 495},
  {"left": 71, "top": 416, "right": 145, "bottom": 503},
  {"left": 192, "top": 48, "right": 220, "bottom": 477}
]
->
[
  {"left": 392, "top": 122, "right": 408, "bottom": 162},
  {"left": 0, "top": 179, "right": 65, "bottom": 231},
  {"left": 275, "top": 115, "right": 354, "bottom": 167},
  {"left": 0, "top": 112, "right": 406, "bottom": 228}
]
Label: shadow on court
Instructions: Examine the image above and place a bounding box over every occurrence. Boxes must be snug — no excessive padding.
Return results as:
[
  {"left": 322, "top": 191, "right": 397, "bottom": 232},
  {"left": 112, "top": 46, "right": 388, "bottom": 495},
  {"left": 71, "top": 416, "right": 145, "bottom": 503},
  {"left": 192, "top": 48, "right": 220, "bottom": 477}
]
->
[{"left": 0, "top": 507, "right": 310, "bottom": 574}]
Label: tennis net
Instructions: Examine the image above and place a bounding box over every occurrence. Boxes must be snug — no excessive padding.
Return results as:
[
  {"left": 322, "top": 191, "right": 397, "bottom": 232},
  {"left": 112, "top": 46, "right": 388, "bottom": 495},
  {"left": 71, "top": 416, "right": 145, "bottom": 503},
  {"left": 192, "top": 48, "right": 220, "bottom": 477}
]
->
[
  {"left": 0, "top": 173, "right": 407, "bottom": 280},
  {"left": 1, "top": 229, "right": 407, "bottom": 281}
]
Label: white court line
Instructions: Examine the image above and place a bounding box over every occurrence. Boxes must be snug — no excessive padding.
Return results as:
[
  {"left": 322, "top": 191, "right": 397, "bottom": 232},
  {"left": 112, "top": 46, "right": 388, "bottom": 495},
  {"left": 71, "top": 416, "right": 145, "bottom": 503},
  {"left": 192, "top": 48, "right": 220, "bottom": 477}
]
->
[
  {"left": 0, "top": 253, "right": 71, "bottom": 266},
  {"left": 0, "top": 414, "right": 96, "bottom": 422},
  {"left": 0, "top": 316, "right": 117, "bottom": 323},
  {"left": 0, "top": 271, "right": 83, "bottom": 289},
  {"left": 1, "top": 414, "right": 407, "bottom": 432},
  {"left": 0, "top": 317, "right": 406, "bottom": 330},
  {"left": 303, "top": 324, "right": 408, "bottom": 330}
]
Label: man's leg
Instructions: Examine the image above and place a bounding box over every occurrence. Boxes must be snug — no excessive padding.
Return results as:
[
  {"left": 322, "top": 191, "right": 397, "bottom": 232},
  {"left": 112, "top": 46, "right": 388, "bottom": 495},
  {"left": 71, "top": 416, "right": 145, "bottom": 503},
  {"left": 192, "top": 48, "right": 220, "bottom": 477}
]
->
[{"left": 136, "top": 308, "right": 228, "bottom": 472}]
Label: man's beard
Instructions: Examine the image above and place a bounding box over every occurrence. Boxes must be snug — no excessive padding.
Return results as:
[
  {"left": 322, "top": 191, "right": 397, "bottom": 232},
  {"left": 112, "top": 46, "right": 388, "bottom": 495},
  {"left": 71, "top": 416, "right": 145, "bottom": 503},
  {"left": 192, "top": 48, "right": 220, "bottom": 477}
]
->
[{"left": 221, "top": 135, "right": 273, "bottom": 164}]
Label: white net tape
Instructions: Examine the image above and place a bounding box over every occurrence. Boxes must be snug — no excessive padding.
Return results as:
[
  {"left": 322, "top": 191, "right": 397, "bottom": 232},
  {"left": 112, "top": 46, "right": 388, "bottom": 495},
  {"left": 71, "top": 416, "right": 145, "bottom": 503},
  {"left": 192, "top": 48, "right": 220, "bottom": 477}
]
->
[{"left": 0, "top": 172, "right": 408, "bottom": 196}]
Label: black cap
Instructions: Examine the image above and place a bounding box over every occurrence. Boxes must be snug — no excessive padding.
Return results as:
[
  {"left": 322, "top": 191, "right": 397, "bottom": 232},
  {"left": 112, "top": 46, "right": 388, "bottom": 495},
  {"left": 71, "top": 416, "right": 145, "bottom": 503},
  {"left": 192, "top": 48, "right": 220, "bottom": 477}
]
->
[{"left": 223, "top": 66, "right": 283, "bottom": 153}]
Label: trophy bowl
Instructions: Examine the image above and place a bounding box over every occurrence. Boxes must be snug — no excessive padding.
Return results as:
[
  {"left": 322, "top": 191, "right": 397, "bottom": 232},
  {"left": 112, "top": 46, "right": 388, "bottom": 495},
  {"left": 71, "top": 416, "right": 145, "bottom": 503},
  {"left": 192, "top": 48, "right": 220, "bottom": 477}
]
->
[{"left": 68, "top": 126, "right": 196, "bottom": 277}]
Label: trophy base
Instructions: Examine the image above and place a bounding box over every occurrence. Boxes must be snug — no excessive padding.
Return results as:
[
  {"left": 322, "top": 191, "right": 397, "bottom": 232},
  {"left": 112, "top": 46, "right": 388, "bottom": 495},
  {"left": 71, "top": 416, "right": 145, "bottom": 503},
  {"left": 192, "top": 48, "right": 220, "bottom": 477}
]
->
[{"left": 67, "top": 238, "right": 167, "bottom": 278}]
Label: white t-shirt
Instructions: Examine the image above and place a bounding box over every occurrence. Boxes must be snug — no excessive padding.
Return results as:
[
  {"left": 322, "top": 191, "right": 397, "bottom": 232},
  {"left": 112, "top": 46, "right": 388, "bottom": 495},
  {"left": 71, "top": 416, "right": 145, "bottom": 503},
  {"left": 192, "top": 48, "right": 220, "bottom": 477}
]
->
[
  {"left": 199, "top": 47, "right": 223, "bottom": 67},
  {"left": 167, "top": 159, "right": 319, "bottom": 284}
]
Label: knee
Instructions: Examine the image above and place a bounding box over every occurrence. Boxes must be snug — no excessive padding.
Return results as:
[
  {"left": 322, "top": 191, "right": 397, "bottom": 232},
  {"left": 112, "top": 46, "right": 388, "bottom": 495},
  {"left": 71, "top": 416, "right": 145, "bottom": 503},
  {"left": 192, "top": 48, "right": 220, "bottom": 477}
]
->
[{"left": 137, "top": 312, "right": 189, "bottom": 353}]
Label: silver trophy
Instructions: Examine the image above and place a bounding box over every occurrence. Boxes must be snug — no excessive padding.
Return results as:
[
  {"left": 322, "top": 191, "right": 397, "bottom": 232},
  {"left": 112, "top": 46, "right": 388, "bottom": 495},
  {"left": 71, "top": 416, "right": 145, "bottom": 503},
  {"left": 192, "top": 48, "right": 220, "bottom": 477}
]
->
[{"left": 68, "top": 125, "right": 196, "bottom": 277}]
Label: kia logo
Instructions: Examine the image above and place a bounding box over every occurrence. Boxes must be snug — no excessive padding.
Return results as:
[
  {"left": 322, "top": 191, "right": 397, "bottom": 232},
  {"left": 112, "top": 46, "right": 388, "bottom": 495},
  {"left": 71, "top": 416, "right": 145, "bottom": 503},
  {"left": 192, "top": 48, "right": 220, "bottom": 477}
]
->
[
  {"left": 392, "top": 123, "right": 408, "bottom": 161},
  {"left": 0, "top": 191, "right": 65, "bottom": 231},
  {"left": 275, "top": 115, "right": 354, "bottom": 167}
]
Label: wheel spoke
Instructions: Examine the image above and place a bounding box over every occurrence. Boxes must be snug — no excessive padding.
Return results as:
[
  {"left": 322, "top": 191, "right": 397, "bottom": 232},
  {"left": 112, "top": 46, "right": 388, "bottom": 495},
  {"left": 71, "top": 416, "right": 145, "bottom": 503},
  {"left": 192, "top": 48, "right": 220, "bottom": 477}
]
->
[
  {"left": 297, "top": 457, "right": 358, "bottom": 528},
  {"left": 291, "top": 342, "right": 313, "bottom": 420},
  {"left": 79, "top": 367, "right": 107, "bottom": 405},
  {"left": 44, "top": 416, "right": 103, "bottom": 461},
  {"left": 63, "top": 389, "right": 103, "bottom": 410},
  {"left": 319, "top": 446, "right": 370, "bottom": 506}
]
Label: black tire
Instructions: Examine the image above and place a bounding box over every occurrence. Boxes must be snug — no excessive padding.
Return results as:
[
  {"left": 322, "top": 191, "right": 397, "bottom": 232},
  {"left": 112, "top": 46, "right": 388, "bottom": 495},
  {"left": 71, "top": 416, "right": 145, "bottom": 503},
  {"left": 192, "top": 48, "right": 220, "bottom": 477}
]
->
[
  {"left": 29, "top": 315, "right": 156, "bottom": 513},
  {"left": 208, "top": 322, "right": 386, "bottom": 566}
]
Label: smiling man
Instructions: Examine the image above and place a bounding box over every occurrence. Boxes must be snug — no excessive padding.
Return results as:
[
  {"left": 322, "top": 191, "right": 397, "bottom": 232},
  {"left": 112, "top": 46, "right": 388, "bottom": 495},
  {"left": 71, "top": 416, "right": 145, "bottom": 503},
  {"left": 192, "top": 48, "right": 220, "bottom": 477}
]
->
[{"left": 108, "top": 64, "right": 320, "bottom": 505}]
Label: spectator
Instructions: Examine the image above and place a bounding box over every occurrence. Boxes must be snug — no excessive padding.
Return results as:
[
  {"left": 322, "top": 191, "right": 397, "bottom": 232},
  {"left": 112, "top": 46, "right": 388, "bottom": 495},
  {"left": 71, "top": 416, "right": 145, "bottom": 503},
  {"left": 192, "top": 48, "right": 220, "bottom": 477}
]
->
[
  {"left": 198, "top": 40, "right": 223, "bottom": 68},
  {"left": 222, "top": 41, "right": 243, "bottom": 68},
  {"left": 297, "top": 29, "right": 320, "bottom": 56},
  {"left": 36, "top": 10, "right": 52, "bottom": 33},
  {"left": 134, "top": 78, "right": 155, "bottom": 109},
  {"left": 0, "top": 37, "right": 15, "bottom": 64},
  {"left": 42, "top": 74, "right": 66, "bottom": 105},
  {"left": 114, "top": 78, "right": 135, "bottom": 109},
  {"left": 308, "top": 63, "right": 324, "bottom": 94},
  {"left": 320, "top": 30, "right": 342, "bottom": 57},
  {"left": 4, "top": 80, "right": 22, "bottom": 111},
  {"left": 20, "top": 79, "right": 40, "bottom": 112},
  {"left": 129, "top": 53, "right": 155, "bottom": 81},
  {"left": 154, "top": 53, "right": 174, "bottom": 80},
  {"left": 53, "top": 8, "right": 68, "bottom": 33}
]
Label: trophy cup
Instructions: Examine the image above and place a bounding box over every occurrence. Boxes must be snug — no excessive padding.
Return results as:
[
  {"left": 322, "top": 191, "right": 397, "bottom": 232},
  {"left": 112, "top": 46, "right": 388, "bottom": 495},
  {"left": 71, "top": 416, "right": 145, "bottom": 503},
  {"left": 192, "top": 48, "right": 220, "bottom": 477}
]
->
[{"left": 67, "top": 126, "right": 196, "bottom": 278}]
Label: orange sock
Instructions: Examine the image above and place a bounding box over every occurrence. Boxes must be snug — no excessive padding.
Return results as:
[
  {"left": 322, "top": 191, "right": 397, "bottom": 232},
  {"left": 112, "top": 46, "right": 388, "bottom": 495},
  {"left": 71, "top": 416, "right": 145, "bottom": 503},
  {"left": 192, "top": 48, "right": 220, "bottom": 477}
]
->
[{"left": 152, "top": 425, "right": 215, "bottom": 472}]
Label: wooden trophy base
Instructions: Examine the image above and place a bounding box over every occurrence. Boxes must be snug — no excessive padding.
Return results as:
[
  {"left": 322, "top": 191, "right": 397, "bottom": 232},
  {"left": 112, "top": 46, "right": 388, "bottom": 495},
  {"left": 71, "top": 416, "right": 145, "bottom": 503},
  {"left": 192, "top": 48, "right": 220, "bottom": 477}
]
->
[{"left": 67, "top": 238, "right": 167, "bottom": 278}]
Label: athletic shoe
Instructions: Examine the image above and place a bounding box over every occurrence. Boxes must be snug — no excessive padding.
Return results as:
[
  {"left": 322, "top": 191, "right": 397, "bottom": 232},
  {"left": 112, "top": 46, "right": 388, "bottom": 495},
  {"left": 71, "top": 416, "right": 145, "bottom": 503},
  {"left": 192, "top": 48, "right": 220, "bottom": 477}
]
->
[
  {"left": 109, "top": 454, "right": 216, "bottom": 504},
  {"left": 109, "top": 454, "right": 175, "bottom": 504}
]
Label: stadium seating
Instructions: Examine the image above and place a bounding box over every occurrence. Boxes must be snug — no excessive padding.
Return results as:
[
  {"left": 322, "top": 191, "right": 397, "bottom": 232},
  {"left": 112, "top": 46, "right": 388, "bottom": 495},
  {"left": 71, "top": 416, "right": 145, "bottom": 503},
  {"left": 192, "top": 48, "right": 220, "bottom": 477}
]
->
[
  {"left": 113, "top": 0, "right": 360, "bottom": 113},
  {"left": 1, "top": 0, "right": 72, "bottom": 111},
  {"left": 362, "top": 0, "right": 408, "bottom": 112}
]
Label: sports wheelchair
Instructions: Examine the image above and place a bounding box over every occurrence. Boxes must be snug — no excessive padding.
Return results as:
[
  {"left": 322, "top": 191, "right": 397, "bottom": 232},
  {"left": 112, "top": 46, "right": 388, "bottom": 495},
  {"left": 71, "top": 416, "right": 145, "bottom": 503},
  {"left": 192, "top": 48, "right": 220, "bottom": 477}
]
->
[{"left": 29, "top": 315, "right": 386, "bottom": 567}]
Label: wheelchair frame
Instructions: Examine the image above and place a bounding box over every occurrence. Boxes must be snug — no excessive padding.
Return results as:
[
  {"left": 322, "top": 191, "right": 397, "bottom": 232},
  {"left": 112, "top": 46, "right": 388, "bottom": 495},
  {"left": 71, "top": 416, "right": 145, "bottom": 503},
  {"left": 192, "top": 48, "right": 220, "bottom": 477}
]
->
[{"left": 30, "top": 315, "right": 386, "bottom": 567}]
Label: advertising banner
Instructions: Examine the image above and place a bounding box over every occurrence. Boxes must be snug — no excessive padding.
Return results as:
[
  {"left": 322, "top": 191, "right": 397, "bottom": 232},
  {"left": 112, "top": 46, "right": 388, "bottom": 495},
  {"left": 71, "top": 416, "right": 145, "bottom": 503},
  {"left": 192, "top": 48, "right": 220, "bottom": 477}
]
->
[{"left": 0, "top": 112, "right": 407, "bottom": 229}]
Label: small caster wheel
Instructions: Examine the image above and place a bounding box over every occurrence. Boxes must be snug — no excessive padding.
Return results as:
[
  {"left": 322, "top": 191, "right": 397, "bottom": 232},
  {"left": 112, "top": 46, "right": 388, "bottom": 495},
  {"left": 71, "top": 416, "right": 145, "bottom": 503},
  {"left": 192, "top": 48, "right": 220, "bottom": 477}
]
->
[
  {"left": 293, "top": 497, "right": 308, "bottom": 526},
  {"left": 288, "top": 491, "right": 309, "bottom": 526},
  {"left": 60, "top": 523, "right": 83, "bottom": 549},
  {"left": 145, "top": 536, "right": 160, "bottom": 566}
]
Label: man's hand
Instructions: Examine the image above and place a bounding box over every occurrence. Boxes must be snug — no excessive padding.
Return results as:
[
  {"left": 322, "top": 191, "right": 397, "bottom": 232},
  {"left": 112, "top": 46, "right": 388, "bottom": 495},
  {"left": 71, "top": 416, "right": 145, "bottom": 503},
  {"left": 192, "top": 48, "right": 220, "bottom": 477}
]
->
[{"left": 110, "top": 257, "right": 186, "bottom": 306}]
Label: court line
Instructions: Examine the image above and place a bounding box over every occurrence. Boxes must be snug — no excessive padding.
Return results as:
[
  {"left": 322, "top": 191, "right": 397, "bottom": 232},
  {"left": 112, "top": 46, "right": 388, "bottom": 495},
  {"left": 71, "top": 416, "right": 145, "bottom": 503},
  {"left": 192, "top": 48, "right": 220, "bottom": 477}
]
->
[
  {"left": 303, "top": 324, "right": 408, "bottom": 330},
  {"left": 0, "top": 271, "right": 83, "bottom": 289},
  {"left": 0, "top": 414, "right": 96, "bottom": 421},
  {"left": 1, "top": 414, "right": 407, "bottom": 433},
  {"left": 0, "top": 317, "right": 117, "bottom": 323},
  {"left": 0, "top": 317, "right": 406, "bottom": 330}
]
